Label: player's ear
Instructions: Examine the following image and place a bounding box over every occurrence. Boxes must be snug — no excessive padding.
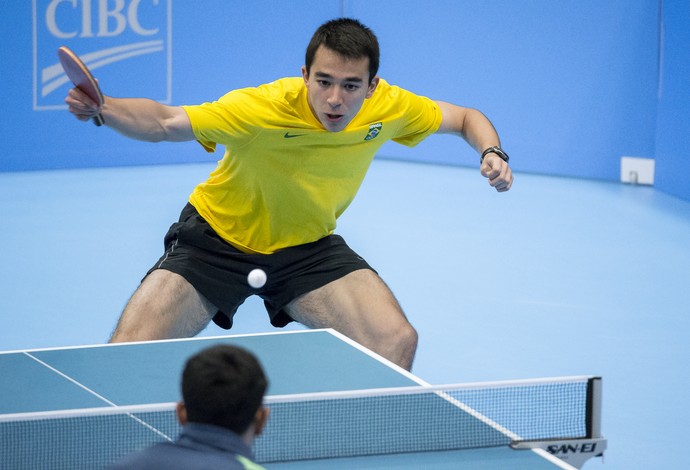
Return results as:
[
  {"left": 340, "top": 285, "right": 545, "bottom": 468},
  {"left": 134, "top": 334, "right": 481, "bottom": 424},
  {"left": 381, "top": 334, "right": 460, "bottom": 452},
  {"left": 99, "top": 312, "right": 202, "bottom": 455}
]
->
[
  {"left": 366, "top": 76, "right": 380, "bottom": 98},
  {"left": 176, "top": 402, "right": 188, "bottom": 425},
  {"left": 301, "top": 66, "right": 309, "bottom": 85},
  {"left": 253, "top": 406, "right": 270, "bottom": 437}
]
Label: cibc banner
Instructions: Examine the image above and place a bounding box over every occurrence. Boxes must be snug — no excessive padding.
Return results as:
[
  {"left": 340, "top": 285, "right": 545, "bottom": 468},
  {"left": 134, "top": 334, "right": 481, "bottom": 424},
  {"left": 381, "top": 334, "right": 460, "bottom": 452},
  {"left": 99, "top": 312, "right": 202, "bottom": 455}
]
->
[{"left": 33, "top": 0, "right": 172, "bottom": 112}]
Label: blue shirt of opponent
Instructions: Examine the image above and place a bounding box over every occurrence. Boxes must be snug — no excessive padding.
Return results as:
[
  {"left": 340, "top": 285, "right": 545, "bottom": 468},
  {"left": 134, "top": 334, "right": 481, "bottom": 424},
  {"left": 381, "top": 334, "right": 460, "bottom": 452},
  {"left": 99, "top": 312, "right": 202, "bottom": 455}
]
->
[{"left": 107, "top": 422, "right": 264, "bottom": 469}]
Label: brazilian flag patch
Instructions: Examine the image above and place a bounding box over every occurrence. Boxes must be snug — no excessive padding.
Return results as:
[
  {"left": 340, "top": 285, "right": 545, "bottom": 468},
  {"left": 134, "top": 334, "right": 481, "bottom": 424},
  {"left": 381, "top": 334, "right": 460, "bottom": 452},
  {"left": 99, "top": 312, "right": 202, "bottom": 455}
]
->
[{"left": 364, "top": 122, "right": 382, "bottom": 141}]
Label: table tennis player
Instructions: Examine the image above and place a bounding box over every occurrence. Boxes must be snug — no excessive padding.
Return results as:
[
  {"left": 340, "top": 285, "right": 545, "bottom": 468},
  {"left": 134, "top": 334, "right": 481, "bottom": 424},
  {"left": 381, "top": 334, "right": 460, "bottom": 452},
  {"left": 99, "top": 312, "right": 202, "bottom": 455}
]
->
[
  {"left": 108, "top": 344, "right": 269, "bottom": 469},
  {"left": 64, "top": 18, "right": 513, "bottom": 371}
]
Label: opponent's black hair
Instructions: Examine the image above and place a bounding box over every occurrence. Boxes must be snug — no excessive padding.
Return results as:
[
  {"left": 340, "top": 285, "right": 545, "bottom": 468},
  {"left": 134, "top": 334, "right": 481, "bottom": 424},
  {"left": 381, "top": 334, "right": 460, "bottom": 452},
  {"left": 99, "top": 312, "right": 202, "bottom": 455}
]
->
[{"left": 181, "top": 345, "right": 268, "bottom": 434}]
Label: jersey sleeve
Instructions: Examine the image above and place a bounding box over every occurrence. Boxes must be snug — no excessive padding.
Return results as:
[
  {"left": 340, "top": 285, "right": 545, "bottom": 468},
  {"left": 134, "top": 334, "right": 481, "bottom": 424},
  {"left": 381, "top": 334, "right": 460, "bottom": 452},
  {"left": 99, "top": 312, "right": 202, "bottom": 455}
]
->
[
  {"left": 388, "top": 86, "right": 443, "bottom": 147},
  {"left": 182, "top": 88, "right": 261, "bottom": 153}
]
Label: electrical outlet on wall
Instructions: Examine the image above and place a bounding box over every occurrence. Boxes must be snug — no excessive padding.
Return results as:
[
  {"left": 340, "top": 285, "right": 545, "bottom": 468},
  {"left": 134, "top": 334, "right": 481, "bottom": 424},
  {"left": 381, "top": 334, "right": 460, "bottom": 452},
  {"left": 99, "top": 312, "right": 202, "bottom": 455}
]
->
[{"left": 620, "top": 157, "right": 655, "bottom": 185}]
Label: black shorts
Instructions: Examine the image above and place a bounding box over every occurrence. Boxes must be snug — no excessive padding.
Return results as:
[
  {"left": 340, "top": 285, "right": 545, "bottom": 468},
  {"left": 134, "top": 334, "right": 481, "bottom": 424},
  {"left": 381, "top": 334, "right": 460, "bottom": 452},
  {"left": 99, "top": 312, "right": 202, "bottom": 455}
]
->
[{"left": 146, "top": 203, "right": 375, "bottom": 329}]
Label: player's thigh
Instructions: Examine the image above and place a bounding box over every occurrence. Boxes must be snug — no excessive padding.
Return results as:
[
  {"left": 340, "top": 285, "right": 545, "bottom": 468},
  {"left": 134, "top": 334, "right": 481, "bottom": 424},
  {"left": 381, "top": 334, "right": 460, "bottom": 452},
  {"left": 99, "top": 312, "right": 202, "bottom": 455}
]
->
[
  {"left": 285, "top": 269, "right": 409, "bottom": 333},
  {"left": 113, "top": 269, "right": 217, "bottom": 341}
]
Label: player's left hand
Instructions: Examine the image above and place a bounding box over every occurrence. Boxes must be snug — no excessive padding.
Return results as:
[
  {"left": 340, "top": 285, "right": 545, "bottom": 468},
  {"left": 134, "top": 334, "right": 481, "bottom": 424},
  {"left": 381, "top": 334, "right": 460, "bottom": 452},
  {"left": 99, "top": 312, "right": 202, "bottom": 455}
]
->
[{"left": 480, "top": 154, "right": 513, "bottom": 192}]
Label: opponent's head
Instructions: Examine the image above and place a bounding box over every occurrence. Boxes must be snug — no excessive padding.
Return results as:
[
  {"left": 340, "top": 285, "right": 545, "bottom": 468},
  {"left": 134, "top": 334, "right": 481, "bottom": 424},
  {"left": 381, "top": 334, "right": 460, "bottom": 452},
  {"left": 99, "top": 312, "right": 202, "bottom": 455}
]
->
[
  {"left": 302, "top": 18, "right": 380, "bottom": 132},
  {"left": 178, "top": 345, "right": 269, "bottom": 438}
]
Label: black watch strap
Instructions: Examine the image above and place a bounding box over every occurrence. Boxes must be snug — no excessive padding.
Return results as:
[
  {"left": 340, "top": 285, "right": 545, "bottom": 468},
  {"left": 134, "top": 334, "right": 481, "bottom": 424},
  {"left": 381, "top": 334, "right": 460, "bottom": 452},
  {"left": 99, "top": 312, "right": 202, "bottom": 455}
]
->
[{"left": 481, "top": 146, "right": 509, "bottom": 164}]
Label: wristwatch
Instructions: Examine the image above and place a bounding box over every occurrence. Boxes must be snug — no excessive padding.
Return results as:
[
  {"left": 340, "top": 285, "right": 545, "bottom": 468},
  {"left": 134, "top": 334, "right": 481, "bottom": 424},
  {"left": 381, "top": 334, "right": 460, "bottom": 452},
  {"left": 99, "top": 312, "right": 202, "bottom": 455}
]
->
[{"left": 481, "top": 146, "right": 510, "bottom": 164}]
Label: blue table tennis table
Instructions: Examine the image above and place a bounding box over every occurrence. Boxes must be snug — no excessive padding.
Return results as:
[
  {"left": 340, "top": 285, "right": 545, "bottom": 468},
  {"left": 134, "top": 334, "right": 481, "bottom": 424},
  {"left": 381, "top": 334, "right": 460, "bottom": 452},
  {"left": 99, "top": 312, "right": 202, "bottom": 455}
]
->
[{"left": 1, "top": 329, "right": 585, "bottom": 469}]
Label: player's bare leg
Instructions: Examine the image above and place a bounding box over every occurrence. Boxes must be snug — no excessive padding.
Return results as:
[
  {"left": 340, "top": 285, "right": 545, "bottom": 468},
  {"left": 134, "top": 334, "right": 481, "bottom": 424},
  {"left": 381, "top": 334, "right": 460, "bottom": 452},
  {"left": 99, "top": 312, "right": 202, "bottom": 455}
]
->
[
  {"left": 109, "top": 269, "right": 217, "bottom": 342},
  {"left": 285, "top": 269, "right": 418, "bottom": 370}
]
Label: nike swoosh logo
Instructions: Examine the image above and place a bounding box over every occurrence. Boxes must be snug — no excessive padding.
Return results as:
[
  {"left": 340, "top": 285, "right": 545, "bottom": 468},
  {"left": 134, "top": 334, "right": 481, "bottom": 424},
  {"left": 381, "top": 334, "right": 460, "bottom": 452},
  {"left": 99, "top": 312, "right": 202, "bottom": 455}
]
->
[{"left": 284, "top": 132, "right": 306, "bottom": 138}]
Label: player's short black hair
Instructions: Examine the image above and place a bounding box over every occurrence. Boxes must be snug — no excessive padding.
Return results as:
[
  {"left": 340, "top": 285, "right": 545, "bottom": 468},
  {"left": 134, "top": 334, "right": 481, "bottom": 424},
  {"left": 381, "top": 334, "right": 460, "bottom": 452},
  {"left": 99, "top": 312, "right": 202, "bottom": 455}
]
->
[
  {"left": 181, "top": 344, "right": 268, "bottom": 434},
  {"left": 305, "top": 18, "right": 380, "bottom": 83}
]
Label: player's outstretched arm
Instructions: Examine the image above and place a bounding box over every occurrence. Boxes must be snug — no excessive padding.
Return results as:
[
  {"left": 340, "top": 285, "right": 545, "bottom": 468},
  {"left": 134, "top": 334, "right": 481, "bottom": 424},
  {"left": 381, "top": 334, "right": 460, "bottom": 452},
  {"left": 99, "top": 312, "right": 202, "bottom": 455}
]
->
[
  {"left": 434, "top": 100, "right": 499, "bottom": 152},
  {"left": 65, "top": 88, "right": 194, "bottom": 143},
  {"left": 101, "top": 96, "right": 195, "bottom": 143},
  {"left": 434, "top": 100, "right": 513, "bottom": 192}
]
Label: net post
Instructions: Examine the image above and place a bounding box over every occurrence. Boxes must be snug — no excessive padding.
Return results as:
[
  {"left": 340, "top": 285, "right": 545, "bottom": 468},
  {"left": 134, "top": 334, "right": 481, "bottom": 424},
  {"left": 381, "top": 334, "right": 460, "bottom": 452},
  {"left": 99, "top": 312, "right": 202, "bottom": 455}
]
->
[{"left": 586, "top": 377, "right": 603, "bottom": 439}]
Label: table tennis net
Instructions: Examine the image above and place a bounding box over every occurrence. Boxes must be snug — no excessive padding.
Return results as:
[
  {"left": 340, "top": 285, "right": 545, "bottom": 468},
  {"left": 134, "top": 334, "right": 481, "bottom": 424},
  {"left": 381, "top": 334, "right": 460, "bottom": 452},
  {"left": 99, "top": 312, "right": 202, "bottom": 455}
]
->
[{"left": 0, "top": 375, "right": 600, "bottom": 468}]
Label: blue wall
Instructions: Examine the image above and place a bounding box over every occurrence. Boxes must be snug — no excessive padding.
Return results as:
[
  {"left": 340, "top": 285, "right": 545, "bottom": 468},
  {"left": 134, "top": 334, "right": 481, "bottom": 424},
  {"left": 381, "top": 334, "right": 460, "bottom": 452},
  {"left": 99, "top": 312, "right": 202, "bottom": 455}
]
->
[
  {"left": 353, "top": 0, "right": 659, "bottom": 182},
  {"left": 655, "top": 0, "right": 690, "bottom": 201},
  {"left": 1, "top": 1, "right": 685, "bottom": 200}
]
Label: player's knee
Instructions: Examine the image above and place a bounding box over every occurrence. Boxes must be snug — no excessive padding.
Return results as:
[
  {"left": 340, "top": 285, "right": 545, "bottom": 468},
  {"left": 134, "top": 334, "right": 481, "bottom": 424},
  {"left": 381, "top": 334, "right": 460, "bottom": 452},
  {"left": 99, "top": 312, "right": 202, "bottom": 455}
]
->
[
  {"left": 381, "top": 322, "right": 417, "bottom": 370},
  {"left": 399, "top": 322, "right": 418, "bottom": 353},
  {"left": 384, "top": 321, "right": 417, "bottom": 354}
]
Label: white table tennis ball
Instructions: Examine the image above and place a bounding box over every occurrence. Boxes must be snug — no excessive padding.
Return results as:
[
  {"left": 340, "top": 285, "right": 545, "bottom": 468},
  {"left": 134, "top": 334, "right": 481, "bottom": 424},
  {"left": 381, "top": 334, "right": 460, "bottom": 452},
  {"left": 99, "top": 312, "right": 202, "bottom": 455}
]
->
[{"left": 247, "top": 268, "right": 267, "bottom": 288}]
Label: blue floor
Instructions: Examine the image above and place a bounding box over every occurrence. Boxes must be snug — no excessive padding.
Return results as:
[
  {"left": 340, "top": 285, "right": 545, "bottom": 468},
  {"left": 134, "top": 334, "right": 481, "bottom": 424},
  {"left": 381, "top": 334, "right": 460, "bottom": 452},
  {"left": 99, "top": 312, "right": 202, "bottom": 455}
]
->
[{"left": 2, "top": 158, "right": 689, "bottom": 469}]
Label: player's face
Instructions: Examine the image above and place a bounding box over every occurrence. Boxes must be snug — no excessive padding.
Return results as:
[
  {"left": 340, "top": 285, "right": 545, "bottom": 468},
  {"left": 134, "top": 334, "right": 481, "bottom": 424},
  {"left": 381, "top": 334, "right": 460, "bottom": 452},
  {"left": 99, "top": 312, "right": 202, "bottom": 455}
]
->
[{"left": 302, "top": 46, "right": 379, "bottom": 132}]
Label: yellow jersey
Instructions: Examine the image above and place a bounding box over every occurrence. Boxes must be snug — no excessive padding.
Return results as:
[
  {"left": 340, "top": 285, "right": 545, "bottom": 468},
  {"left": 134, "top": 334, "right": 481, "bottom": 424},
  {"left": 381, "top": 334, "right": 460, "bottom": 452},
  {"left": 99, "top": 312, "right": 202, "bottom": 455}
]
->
[{"left": 183, "top": 77, "right": 442, "bottom": 254}]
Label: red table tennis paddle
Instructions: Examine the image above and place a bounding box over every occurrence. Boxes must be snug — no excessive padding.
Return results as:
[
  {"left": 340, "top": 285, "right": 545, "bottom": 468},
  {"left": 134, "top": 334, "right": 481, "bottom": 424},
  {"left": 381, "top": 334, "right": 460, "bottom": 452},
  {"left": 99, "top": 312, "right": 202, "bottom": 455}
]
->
[{"left": 57, "top": 46, "right": 105, "bottom": 126}]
